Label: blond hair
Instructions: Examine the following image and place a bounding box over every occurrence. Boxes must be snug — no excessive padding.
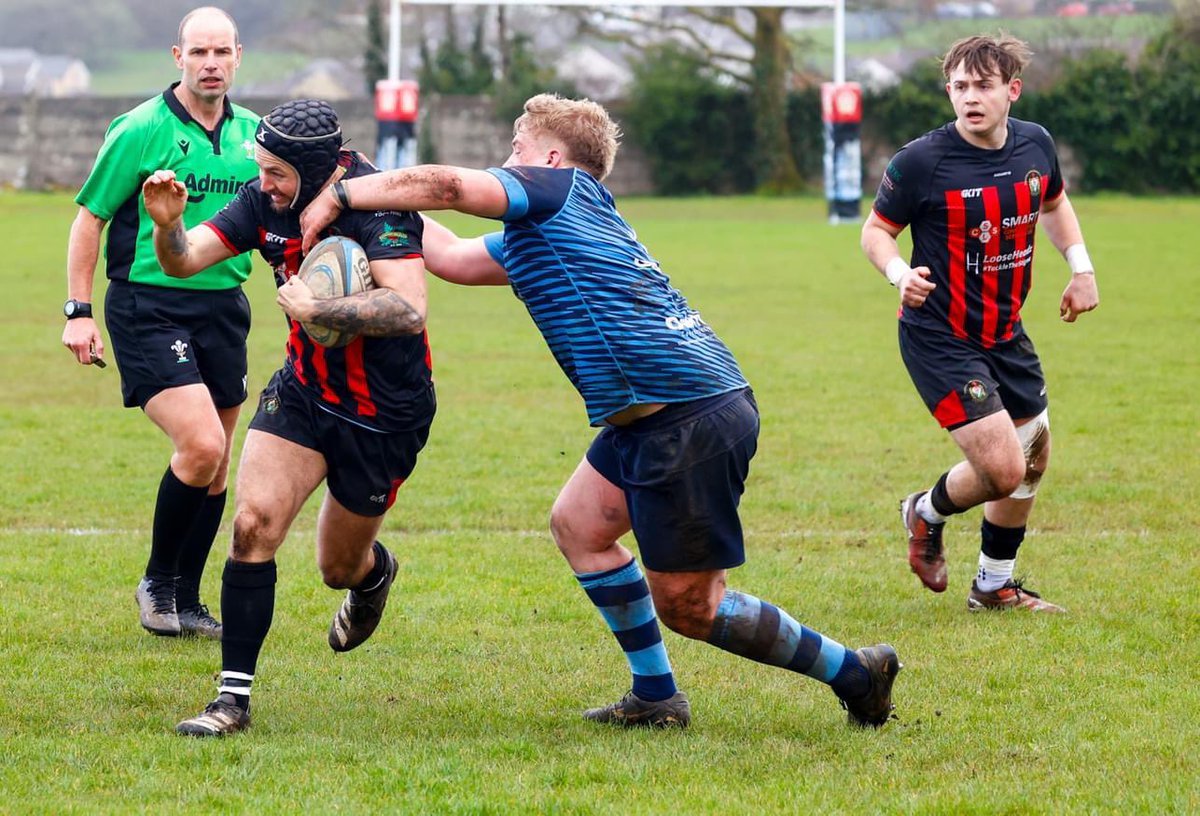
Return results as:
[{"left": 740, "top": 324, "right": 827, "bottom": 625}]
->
[
  {"left": 516, "top": 93, "right": 621, "bottom": 181},
  {"left": 942, "top": 34, "right": 1032, "bottom": 83}
]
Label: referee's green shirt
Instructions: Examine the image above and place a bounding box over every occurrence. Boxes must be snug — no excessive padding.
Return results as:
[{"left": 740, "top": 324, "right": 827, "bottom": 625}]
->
[{"left": 76, "top": 83, "right": 260, "bottom": 290}]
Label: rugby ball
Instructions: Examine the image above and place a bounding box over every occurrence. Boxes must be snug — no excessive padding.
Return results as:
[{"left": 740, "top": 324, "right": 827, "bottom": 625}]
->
[{"left": 296, "top": 236, "right": 374, "bottom": 348}]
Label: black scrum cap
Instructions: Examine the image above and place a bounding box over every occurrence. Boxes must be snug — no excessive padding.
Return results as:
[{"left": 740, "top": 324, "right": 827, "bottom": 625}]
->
[{"left": 255, "top": 99, "right": 343, "bottom": 210}]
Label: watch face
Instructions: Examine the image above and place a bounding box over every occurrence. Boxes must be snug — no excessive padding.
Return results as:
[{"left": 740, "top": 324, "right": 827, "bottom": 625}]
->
[{"left": 64, "top": 300, "right": 76, "bottom": 317}]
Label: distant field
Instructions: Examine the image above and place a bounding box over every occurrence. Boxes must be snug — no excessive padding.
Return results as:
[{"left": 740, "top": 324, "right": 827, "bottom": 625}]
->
[
  {"left": 798, "top": 12, "right": 1171, "bottom": 71},
  {"left": 1, "top": 192, "right": 1197, "bottom": 813},
  {"left": 88, "top": 49, "right": 312, "bottom": 97}
]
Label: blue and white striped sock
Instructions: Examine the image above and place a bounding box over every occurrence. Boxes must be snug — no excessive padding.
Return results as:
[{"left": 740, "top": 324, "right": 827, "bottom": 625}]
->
[
  {"left": 576, "top": 558, "right": 677, "bottom": 702},
  {"left": 708, "top": 589, "right": 868, "bottom": 699}
]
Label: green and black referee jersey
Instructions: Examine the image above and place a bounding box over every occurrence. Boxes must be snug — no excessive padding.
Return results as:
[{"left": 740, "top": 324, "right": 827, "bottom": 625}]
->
[{"left": 76, "top": 82, "right": 260, "bottom": 289}]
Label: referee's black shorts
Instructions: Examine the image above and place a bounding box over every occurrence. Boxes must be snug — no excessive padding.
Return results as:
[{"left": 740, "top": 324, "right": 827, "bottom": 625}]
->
[{"left": 105, "top": 279, "right": 250, "bottom": 410}]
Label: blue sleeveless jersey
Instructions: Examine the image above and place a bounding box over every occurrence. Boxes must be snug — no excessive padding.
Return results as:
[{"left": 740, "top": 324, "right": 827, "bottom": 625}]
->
[{"left": 484, "top": 166, "right": 748, "bottom": 426}]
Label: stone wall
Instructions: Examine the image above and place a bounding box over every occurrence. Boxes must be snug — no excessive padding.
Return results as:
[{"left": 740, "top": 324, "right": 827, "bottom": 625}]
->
[{"left": 0, "top": 93, "right": 655, "bottom": 196}]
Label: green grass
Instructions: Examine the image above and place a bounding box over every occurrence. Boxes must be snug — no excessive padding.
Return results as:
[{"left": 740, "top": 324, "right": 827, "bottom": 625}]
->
[{"left": 2, "top": 191, "right": 1198, "bottom": 813}]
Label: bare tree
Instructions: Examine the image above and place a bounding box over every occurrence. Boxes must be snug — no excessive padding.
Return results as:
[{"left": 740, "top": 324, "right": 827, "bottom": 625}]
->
[{"left": 577, "top": 6, "right": 810, "bottom": 192}]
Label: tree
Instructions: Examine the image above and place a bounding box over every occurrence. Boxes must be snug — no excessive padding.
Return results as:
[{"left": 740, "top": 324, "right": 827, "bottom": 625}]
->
[
  {"left": 493, "top": 33, "right": 579, "bottom": 123},
  {"left": 417, "top": 6, "right": 494, "bottom": 95},
  {"left": 365, "top": 0, "right": 387, "bottom": 96},
  {"left": 577, "top": 6, "right": 809, "bottom": 193}
]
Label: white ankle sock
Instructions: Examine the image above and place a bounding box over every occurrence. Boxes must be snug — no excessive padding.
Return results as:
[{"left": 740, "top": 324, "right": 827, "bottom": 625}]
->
[
  {"left": 976, "top": 554, "right": 1015, "bottom": 591},
  {"left": 916, "top": 491, "right": 947, "bottom": 524}
]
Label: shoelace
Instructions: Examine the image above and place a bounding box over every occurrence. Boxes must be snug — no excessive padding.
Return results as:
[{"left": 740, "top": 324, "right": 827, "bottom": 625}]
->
[
  {"left": 184, "top": 604, "right": 216, "bottom": 622},
  {"left": 149, "top": 586, "right": 175, "bottom": 615},
  {"left": 920, "top": 526, "right": 943, "bottom": 563},
  {"left": 1005, "top": 577, "right": 1042, "bottom": 599}
]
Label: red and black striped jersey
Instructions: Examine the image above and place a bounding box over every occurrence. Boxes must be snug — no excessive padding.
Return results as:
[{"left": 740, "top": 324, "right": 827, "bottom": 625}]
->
[
  {"left": 204, "top": 150, "right": 434, "bottom": 432},
  {"left": 872, "top": 118, "right": 1064, "bottom": 348}
]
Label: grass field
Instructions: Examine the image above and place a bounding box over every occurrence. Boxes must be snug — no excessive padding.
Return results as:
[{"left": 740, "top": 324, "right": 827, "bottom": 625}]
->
[{"left": 1, "top": 192, "right": 1197, "bottom": 813}]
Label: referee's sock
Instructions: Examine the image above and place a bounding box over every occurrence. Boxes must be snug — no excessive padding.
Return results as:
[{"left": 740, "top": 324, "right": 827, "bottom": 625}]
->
[
  {"left": 708, "top": 589, "right": 870, "bottom": 700},
  {"left": 219, "top": 558, "right": 277, "bottom": 710},
  {"left": 176, "top": 489, "right": 228, "bottom": 609},
  {"left": 576, "top": 558, "right": 678, "bottom": 703},
  {"left": 145, "top": 466, "right": 210, "bottom": 583}
]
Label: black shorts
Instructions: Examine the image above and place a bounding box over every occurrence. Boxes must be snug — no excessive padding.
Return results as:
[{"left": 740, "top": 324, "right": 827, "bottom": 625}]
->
[
  {"left": 899, "top": 322, "right": 1048, "bottom": 431},
  {"left": 586, "top": 388, "right": 759, "bottom": 573},
  {"left": 248, "top": 369, "right": 432, "bottom": 517},
  {"left": 105, "top": 279, "right": 250, "bottom": 409}
]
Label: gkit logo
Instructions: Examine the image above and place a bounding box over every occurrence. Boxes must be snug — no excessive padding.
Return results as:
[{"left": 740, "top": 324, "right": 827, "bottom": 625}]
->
[{"left": 178, "top": 139, "right": 190, "bottom": 156}]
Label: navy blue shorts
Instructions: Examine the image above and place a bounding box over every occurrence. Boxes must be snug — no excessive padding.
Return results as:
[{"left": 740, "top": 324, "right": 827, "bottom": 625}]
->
[
  {"left": 899, "top": 322, "right": 1048, "bottom": 430},
  {"left": 586, "top": 388, "right": 759, "bottom": 573},
  {"left": 105, "top": 279, "right": 250, "bottom": 409},
  {"left": 248, "top": 369, "right": 432, "bottom": 517}
]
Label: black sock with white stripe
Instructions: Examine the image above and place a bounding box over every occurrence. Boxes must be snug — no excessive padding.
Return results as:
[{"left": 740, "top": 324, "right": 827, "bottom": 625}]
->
[{"left": 219, "top": 558, "right": 277, "bottom": 710}]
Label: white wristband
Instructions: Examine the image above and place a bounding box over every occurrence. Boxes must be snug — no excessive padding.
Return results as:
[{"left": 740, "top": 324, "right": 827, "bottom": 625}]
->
[
  {"left": 884, "top": 257, "right": 911, "bottom": 287},
  {"left": 1065, "top": 243, "right": 1094, "bottom": 275}
]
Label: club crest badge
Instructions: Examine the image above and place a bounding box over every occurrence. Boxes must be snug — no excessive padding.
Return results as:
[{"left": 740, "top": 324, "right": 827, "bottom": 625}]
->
[
  {"left": 171, "top": 339, "right": 189, "bottom": 364},
  {"left": 1025, "top": 170, "right": 1042, "bottom": 201},
  {"left": 964, "top": 380, "right": 988, "bottom": 402}
]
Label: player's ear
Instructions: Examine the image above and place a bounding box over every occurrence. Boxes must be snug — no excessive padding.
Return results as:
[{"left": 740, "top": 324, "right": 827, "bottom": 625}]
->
[
  {"left": 546, "top": 148, "right": 563, "bottom": 168},
  {"left": 1009, "top": 77, "right": 1022, "bottom": 102},
  {"left": 172, "top": 45, "right": 184, "bottom": 70}
]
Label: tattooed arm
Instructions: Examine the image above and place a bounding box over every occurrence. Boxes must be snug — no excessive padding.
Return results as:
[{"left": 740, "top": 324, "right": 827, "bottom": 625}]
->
[
  {"left": 142, "top": 170, "right": 234, "bottom": 277},
  {"left": 277, "top": 257, "right": 428, "bottom": 337}
]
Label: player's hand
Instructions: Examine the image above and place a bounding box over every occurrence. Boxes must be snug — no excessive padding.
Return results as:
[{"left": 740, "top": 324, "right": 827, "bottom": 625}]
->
[
  {"left": 142, "top": 170, "right": 188, "bottom": 226},
  {"left": 62, "top": 317, "right": 105, "bottom": 366},
  {"left": 1059, "top": 272, "right": 1099, "bottom": 323},
  {"left": 299, "top": 187, "right": 340, "bottom": 253},
  {"left": 276, "top": 275, "right": 317, "bottom": 321},
  {"left": 899, "top": 266, "right": 936, "bottom": 308}
]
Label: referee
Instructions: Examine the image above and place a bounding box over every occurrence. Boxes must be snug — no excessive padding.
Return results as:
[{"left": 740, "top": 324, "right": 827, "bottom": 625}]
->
[{"left": 61, "top": 6, "right": 259, "bottom": 638}]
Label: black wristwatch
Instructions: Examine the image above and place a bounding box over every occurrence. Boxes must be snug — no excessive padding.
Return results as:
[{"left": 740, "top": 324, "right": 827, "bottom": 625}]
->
[{"left": 63, "top": 299, "right": 93, "bottom": 319}]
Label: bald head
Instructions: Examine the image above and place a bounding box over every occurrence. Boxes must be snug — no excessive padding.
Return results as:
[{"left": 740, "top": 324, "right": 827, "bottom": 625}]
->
[{"left": 178, "top": 6, "right": 240, "bottom": 48}]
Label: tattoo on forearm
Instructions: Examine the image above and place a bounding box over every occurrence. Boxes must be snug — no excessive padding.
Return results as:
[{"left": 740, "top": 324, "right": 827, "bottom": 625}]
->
[
  {"left": 167, "top": 221, "right": 188, "bottom": 257},
  {"left": 307, "top": 289, "right": 424, "bottom": 336}
]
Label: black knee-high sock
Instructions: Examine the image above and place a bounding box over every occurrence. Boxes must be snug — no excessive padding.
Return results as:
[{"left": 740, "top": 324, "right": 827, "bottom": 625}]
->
[
  {"left": 175, "top": 490, "right": 228, "bottom": 608},
  {"left": 351, "top": 541, "right": 390, "bottom": 593},
  {"left": 145, "top": 467, "right": 210, "bottom": 582},
  {"left": 219, "top": 559, "right": 277, "bottom": 709}
]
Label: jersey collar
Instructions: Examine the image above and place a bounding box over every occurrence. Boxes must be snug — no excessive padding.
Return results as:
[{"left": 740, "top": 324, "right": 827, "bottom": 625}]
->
[{"left": 162, "top": 81, "right": 234, "bottom": 130}]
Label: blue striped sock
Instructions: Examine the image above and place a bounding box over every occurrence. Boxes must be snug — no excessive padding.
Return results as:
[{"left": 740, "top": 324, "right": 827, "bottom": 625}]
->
[
  {"left": 708, "top": 589, "right": 869, "bottom": 698},
  {"left": 576, "top": 558, "right": 677, "bottom": 702}
]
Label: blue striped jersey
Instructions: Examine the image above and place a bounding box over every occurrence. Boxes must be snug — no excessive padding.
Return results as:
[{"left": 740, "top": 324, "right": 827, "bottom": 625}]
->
[{"left": 484, "top": 166, "right": 748, "bottom": 426}]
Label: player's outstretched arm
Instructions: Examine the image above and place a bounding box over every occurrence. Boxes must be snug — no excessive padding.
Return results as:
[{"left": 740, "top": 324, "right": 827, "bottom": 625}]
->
[
  {"left": 1039, "top": 193, "right": 1099, "bottom": 322},
  {"left": 276, "top": 257, "right": 427, "bottom": 337},
  {"left": 142, "top": 170, "right": 234, "bottom": 278},
  {"left": 62, "top": 206, "right": 107, "bottom": 366},
  {"left": 420, "top": 215, "right": 508, "bottom": 286},
  {"left": 300, "top": 166, "right": 509, "bottom": 252},
  {"left": 861, "top": 211, "right": 936, "bottom": 308}
]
